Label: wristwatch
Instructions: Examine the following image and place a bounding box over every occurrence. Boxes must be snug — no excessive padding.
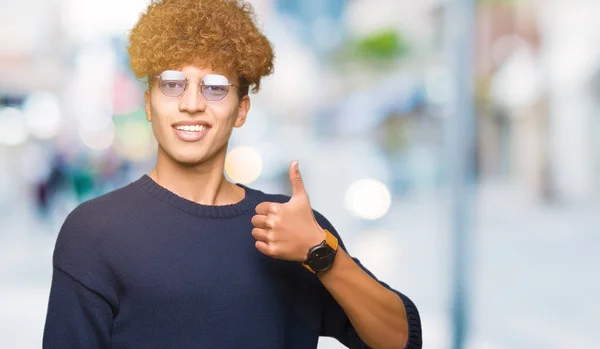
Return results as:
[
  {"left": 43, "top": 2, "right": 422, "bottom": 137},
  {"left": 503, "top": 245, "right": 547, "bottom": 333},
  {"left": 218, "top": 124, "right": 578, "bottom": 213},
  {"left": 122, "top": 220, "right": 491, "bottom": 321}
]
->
[{"left": 302, "top": 229, "right": 339, "bottom": 274}]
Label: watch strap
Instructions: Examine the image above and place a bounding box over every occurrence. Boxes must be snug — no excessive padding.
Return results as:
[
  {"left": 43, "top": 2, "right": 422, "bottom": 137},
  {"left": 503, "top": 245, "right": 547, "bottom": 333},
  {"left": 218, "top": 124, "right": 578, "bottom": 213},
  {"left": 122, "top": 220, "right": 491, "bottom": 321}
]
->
[
  {"left": 302, "top": 262, "right": 317, "bottom": 274},
  {"left": 324, "top": 229, "right": 339, "bottom": 251}
]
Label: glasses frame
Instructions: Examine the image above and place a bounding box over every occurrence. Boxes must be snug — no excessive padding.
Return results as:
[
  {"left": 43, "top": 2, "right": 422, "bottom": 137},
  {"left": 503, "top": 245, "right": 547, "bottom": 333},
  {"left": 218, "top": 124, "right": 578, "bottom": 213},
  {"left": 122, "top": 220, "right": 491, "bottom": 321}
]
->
[{"left": 153, "top": 73, "right": 239, "bottom": 101}]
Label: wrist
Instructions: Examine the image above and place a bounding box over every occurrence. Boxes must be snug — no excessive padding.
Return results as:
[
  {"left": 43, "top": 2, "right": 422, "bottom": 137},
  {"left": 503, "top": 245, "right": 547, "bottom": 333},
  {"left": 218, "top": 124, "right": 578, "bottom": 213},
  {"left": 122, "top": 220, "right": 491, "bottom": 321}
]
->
[
  {"left": 302, "top": 228, "right": 338, "bottom": 274},
  {"left": 305, "top": 225, "right": 326, "bottom": 259}
]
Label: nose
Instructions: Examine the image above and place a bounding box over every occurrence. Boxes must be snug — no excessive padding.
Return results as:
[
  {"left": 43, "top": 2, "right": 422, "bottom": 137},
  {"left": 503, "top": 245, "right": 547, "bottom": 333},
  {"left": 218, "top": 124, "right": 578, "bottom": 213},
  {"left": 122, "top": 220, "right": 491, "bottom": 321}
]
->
[{"left": 178, "top": 82, "right": 206, "bottom": 114}]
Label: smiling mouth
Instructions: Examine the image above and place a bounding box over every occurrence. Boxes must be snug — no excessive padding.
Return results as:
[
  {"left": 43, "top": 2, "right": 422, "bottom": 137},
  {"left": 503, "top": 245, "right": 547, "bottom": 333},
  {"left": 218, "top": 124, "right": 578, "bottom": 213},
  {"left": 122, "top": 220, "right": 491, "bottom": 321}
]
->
[
  {"left": 174, "top": 125, "right": 208, "bottom": 133},
  {"left": 172, "top": 123, "right": 211, "bottom": 142}
]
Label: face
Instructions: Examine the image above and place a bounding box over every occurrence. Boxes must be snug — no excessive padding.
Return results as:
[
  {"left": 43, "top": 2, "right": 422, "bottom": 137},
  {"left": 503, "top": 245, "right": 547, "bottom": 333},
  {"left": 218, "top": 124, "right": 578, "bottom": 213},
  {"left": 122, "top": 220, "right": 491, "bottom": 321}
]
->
[{"left": 145, "top": 65, "right": 250, "bottom": 167}]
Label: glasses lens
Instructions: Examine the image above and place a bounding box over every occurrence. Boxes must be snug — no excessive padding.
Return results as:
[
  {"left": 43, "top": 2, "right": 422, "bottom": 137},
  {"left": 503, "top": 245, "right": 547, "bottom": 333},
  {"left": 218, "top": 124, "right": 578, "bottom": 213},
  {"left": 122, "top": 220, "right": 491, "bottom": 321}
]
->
[
  {"left": 157, "top": 70, "right": 186, "bottom": 97},
  {"left": 159, "top": 79, "right": 186, "bottom": 97},
  {"left": 201, "top": 74, "right": 231, "bottom": 101},
  {"left": 156, "top": 72, "right": 233, "bottom": 100},
  {"left": 201, "top": 85, "right": 229, "bottom": 101}
]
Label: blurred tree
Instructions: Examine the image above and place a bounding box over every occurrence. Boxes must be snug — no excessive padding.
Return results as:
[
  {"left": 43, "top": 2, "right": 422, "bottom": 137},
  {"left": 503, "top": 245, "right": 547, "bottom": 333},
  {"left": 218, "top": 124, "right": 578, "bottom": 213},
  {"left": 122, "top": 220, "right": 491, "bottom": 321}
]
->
[
  {"left": 331, "top": 28, "right": 410, "bottom": 68},
  {"left": 355, "top": 29, "right": 408, "bottom": 61}
]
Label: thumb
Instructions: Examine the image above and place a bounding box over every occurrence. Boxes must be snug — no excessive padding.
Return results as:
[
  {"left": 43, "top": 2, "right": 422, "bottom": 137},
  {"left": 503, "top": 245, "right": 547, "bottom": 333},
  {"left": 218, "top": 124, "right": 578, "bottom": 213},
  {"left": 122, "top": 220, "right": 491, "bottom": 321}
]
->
[{"left": 289, "top": 160, "right": 306, "bottom": 198}]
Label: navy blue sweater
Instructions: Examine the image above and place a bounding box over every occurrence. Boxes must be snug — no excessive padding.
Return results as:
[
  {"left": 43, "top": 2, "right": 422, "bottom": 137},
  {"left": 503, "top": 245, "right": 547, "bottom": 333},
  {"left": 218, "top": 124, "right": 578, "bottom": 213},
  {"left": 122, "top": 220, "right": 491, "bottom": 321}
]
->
[{"left": 43, "top": 175, "right": 422, "bottom": 348}]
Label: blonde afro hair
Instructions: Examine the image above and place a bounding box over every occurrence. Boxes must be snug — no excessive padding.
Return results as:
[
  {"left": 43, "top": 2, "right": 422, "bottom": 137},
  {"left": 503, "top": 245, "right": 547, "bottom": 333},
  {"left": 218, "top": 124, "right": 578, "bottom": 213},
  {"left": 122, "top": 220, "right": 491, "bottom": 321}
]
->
[{"left": 127, "top": 0, "right": 274, "bottom": 95}]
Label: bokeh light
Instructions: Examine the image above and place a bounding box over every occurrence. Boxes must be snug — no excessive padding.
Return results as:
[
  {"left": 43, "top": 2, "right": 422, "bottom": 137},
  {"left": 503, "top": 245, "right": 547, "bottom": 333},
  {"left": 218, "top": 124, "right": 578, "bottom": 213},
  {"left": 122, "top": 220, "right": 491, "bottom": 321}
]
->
[
  {"left": 344, "top": 178, "right": 392, "bottom": 220},
  {"left": 22, "top": 92, "right": 62, "bottom": 140},
  {"left": 225, "top": 146, "right": 263, "bottom": 184},
  {"left": 115, "top": 118, "right": 155, "bottom": 161},
  {"left": 0, "top": 107, "right": 29, "bottom": 146},
  {"left": 79, "top": 121, "right": 116, "bottom": 151}
]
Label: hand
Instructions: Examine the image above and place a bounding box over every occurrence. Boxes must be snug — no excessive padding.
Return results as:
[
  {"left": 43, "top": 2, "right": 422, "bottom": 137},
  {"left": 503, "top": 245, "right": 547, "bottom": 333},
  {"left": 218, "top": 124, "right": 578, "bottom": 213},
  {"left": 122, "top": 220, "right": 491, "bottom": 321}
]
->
[{"left": 251, "top": 160, "right": 325, "bottom": 262}]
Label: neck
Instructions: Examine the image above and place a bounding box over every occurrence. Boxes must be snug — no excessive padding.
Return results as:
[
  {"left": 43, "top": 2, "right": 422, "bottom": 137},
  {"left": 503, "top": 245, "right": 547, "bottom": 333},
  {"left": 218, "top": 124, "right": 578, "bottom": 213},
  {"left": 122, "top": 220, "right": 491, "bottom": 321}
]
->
[{"left": 149, "top": 146, "right": 245, "bottom": 206}]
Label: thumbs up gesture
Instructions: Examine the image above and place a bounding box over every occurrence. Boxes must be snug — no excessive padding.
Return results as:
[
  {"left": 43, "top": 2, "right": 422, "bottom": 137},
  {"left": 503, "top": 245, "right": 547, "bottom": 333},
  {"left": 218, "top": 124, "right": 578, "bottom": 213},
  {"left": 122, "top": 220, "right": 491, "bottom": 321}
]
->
[{"left": 251, "top": 161, "right": 326, "bottom": 261}]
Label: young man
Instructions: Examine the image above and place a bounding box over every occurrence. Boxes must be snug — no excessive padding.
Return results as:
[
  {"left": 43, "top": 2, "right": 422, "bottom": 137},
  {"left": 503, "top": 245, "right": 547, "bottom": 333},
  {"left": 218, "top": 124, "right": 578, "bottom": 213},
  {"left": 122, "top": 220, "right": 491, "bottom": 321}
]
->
[{"left": 43, "top": 0, "right": 422, "bottom": 348}]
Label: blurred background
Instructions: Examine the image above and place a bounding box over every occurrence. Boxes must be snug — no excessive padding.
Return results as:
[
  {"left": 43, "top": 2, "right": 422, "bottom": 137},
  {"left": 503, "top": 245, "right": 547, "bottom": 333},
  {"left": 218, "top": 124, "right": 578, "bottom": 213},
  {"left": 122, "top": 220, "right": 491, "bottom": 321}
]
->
[{"left": 1, "top": 0, "right": 599, "bottom": 348}]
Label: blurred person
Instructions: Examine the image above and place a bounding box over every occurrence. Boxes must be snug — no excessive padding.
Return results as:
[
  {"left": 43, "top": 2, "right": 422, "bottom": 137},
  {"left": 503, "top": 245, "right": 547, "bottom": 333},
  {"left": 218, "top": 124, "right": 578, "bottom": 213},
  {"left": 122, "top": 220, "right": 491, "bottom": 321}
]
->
[
  {"left": 42, "top": 0, "right": 422, "bottom": 348},
  {"left": 34, "top": 154, "right": 72, "bottom": 218}
]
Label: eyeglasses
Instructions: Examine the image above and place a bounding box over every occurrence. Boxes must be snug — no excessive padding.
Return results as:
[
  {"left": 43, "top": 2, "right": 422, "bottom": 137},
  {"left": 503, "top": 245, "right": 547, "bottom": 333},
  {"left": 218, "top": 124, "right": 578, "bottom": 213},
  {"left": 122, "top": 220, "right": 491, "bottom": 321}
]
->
[{"left": 154, "top": 70, "right": 238, "bottom": 101}]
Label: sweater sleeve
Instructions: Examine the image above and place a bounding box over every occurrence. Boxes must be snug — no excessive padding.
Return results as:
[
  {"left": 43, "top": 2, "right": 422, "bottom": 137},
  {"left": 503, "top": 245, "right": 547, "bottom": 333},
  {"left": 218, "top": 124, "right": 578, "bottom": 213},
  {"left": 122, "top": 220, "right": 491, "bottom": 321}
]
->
[
  {"left": 314, "top": 211, "right": 423, "bottom": 349},
  {"left": 43, "top": 203, "right": 118, "bottom": 348},
  {"left": 43, "top": 267, "right": 114, "bottom": 348}
]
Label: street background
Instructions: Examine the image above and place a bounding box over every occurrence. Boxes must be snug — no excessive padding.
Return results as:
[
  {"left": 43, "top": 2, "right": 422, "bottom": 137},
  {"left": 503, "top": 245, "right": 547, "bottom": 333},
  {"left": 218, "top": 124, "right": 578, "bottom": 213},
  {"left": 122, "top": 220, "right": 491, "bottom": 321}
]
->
[{"left": 1, "top": 0, "right": 599, "bottom": 348}]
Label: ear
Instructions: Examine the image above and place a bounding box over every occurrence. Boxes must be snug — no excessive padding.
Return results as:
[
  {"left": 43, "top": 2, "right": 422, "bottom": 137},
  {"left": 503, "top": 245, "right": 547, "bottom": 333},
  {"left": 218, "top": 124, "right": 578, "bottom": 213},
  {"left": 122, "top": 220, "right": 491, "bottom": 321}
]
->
[
  {"left": 144, "top": 89, "right": 152, "bottom": 122},
  {"left": 234, "top": 95, "right": 250, "bottom": 128}
]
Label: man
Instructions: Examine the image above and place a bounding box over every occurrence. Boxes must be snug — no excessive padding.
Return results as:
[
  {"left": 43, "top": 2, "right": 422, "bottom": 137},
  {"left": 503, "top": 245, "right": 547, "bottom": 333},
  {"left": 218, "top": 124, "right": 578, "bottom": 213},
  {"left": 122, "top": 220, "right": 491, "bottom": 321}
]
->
[{"left": 43, "top": 0, "right": 422, "bottom": 348}]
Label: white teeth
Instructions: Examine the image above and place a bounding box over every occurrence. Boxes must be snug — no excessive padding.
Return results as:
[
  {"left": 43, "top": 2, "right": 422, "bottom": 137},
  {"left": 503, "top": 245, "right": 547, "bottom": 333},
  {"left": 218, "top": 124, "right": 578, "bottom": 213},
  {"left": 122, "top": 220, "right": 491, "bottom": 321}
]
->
[{"left": 175, "top": 125, "right": 206, "bottom": 132}]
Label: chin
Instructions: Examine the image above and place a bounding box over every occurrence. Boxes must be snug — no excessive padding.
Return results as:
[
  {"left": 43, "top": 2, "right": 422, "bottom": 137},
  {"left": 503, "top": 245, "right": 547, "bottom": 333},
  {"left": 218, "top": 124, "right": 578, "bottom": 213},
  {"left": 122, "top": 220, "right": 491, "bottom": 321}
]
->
[
  {"left": 169, "top": 146, "right": 225, "bottom": 167},
  {"left": 171, "top": 152, "right": 209, "bottom": 167},
  {"left": 159, "top": 141, "right": 226, "bottom": 167}
]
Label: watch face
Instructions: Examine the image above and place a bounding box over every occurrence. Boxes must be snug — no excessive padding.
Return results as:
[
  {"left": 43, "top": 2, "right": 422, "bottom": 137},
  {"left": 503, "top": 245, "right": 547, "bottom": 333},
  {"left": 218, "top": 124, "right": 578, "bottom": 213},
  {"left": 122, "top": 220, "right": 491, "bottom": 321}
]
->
[{"left": 308, "top": 246, "right": 336, "bottom": 272}]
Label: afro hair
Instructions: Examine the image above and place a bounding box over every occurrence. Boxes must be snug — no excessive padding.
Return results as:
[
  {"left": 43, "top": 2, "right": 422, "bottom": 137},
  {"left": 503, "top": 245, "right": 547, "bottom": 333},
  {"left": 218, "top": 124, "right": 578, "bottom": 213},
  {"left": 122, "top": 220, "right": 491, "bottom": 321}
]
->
[{"left": 127, "top": 0, "right": 274, "bottom": 95}]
